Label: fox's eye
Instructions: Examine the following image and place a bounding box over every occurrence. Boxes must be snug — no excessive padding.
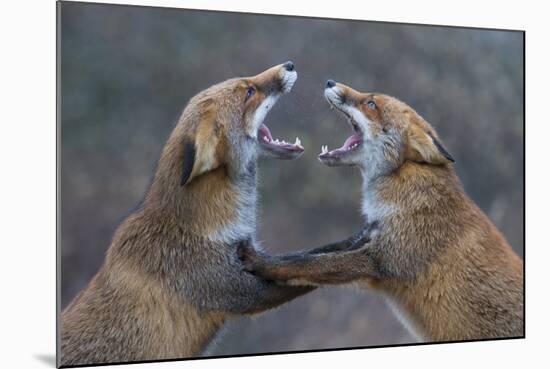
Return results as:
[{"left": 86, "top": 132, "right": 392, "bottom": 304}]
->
[
  {"left": 246, "top": 87, "right": 255, "bottom": 100},
  {"left": 367, "top": 101, "right": 377, "bottom": 109}
]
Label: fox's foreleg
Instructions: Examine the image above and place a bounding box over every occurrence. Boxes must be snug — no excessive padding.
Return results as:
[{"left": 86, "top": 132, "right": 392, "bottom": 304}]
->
[{"left": 237, "top": 222, "right": 380, "bottom": 286}]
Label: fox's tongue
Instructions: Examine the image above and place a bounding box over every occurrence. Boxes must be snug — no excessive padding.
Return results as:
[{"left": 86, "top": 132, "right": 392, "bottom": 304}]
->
[
  {"left": 320, "top": 133, "right": 362, "bottom": 156},
  {"left": 259, "top": 124, "right": 273, "bottom": 142},
  {"left": 258, "top": 123, "right": 304, "bottom": 151},
  {"left": 342, "top": 134, "right": 362, "bottom": 150}
]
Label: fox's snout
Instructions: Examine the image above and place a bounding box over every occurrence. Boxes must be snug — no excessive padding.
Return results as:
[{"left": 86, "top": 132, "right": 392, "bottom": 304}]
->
[
  {"left": 247, "top": 62, "right": 303, "bottom": 160},
  {"left": 249, "top": 61, "right": 297, "bottom": 97},
  {"left": 321, "top": 81, "right": 454, "bottom": 170},
  {"left": 172, "top": 62, "right": 302, "bottom": 187},
  {"left": 282, "top": 61, "right": 295, "bottom": 72}
]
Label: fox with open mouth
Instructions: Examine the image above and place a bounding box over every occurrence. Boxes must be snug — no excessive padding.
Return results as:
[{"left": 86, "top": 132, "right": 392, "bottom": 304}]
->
[
  {"left": 61, "top": 62, "right": 362, "bottom": 366},
  {"left": 241, "top": 80, "right": 523, "bottom": 342}
]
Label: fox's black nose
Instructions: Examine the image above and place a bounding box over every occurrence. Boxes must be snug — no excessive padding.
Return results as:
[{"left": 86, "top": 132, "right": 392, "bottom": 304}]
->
[
  {"left": 283, "top": 61, "right": 295, "bottom": 72},
  {"left": 326, "top": 79, "right": 336, "bottom": 88}
]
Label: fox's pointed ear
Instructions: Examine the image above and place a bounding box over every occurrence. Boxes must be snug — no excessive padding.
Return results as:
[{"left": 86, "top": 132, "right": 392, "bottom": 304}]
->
[
  {"left": 180, "top": 111, "right": 222, "bottom": 186},
  {"left": 180, "top": 141, "right": 196, "bottom": 186},
  {"left": 406, "top": 128, "right": 455, "bottom": 165},
  {"left": 429, "top": 133, "right": 455, "bottom": 163}
]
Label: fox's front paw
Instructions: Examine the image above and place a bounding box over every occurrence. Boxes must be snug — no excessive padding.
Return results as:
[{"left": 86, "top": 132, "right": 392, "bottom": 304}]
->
[
  {"left": 348, "top": 221, "right": 380, "bottom": 251},
  {"left": 236, "top": 241, "right": 263, "bottom": 275}
]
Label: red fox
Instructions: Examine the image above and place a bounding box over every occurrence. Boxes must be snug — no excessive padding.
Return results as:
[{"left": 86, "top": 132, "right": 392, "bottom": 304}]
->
[
  {"left": 60, "top": 62, "right": 323, "bottom": 366},
  {"left": 240, "top": 80, "right": 524, "bottom": 342}
]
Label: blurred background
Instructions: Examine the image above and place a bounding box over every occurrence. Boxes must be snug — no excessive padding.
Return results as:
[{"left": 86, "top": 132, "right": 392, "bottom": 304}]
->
[{"left": 59, "top": 2, "right": 524, "bottom": 356}]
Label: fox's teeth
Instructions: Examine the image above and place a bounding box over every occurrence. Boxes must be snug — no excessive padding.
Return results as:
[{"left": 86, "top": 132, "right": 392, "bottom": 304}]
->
[{"left": 295, "top": 137, "right": 301, "bottom": 146}]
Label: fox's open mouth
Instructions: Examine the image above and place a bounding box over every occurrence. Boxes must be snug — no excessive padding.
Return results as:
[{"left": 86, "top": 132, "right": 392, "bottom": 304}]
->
[
  {"left": 256, "top": 64, "right": 303, "bottom": 160},
  {"left": 258, "top": 124, "right": 304, "bottom": 160},
  {"left": 319, "top": 102, "right": 364, "bottom": 162}
]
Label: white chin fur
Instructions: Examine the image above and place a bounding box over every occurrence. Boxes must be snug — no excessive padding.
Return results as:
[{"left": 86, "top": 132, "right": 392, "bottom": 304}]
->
[
  {"left": 280, "top": 70, "right": 297, "bottom": 93},
  {"left": 247, "top": 70, "right": 296, "bottom": 138},
  {"left": 325, "top": 87, "right": 373, "bottom": 140},
  {"left": 249, "top": 95, "right": 278, "bottom": 138},
  {"left": 324, "top": 87, "right": 340, "bottom": 102},
  {"left": 349, "top": 107, "right": 372, "bottom": 139}
]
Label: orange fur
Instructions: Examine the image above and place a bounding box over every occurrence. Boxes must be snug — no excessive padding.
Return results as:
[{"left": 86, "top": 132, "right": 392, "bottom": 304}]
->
[{"left": 242, "top": 83, "right": 523, "bottom": 341}]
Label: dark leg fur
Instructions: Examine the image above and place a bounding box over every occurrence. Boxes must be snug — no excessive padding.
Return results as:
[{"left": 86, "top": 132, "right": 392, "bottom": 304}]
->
[
  {"left": 234, "top": 277, "right": 315, "bottom": 314},
  {"left": 306, "top": 221, "right": 378, "bottom": 255},
  {"left": 237, "top": 223, "right": 380, "bottom": 285}
]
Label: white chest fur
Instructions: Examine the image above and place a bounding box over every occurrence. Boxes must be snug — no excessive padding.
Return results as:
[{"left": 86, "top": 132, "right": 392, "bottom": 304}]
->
[
  {"left": 360, "top": 183, "right": 423, "bottom": 339},
  {"left": 207, "top": 186, "right": 257, "bottom": 244},
  {"left": 360, "top": 185, "right": 394, "bottom": 222},
  {"left": 383, "top": 295, "right": 425, "bottom": 342}
]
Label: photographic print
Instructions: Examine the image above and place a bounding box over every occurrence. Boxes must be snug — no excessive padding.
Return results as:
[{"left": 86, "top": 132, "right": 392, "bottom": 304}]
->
[{"left": 58, "top": 1, "right": 524, "bottom": 367}]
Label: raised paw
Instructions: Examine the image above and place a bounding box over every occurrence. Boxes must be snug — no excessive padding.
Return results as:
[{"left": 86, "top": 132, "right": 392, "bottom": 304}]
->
[
  {"left": 347, "top": 221, "right": 380, "bottom": 251},
  {"left": 236, "top": 240, "right": 263, "bottom": 274}
]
